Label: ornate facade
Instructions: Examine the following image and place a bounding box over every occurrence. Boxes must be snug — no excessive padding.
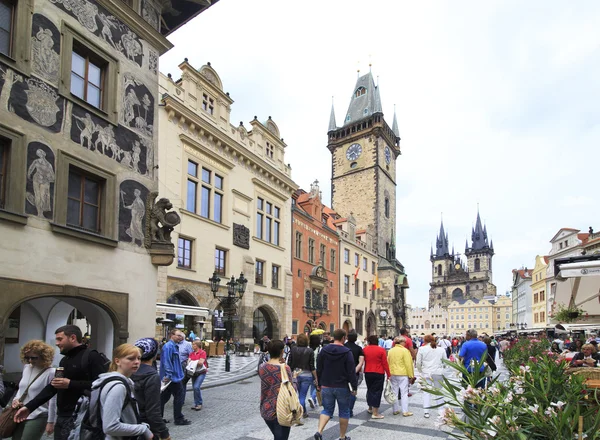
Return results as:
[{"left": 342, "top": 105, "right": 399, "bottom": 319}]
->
[
  {"left": 0, "top": 0, "right": 214, "bottom": 373},
  {"left": 327, "top": 72, "right": 409, "bottom": 335},
  {"left": 428, "top": 211, "right": 497, "bottom": 310}
]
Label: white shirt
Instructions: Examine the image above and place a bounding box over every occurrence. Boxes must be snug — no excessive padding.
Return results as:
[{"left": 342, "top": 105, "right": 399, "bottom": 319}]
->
[
  {"left": 437, "top": 339, "right": 451, "bottom": 349},
  {"left": 416, "top": 345, "right": 447, "bottom": 376},
  {"left": 383, "top": 339, "right": 393, "bottom": 349},
  {"left": 14, "top": 365, "right": 56, "bottom": 422}
]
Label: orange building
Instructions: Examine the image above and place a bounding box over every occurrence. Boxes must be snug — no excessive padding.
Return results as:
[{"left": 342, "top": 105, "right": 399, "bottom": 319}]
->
[{"left": 291, "top": 181, "right": 340, "bottom": 336}]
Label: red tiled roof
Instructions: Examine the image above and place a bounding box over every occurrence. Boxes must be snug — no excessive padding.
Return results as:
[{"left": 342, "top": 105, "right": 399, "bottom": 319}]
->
[{"left": 577, "top": 233, "right": 590, "bottom": 244}]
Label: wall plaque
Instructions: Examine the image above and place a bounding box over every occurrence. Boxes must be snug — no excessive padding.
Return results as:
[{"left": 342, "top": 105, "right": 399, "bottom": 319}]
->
[{"left": 233, "top": 223, "right": 250, "bottom": 249}]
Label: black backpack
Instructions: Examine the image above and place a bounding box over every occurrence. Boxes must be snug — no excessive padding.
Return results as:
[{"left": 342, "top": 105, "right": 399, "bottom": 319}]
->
[
  {"left": 81, "top": 349, "right": 111, "bottom": 375},
  {"left": 69, "top": 376, "right": 140, "bottom": 440}
]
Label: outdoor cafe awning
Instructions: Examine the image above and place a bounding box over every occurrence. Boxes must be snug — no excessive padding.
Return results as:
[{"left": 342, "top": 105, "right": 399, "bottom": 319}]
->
[{"left": 156, "top": 302, "right": 211, "bottom": 318}]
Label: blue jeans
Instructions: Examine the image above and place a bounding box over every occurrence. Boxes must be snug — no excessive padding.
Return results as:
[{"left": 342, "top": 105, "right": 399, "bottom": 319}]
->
[
  {"left": 321, "top": 387, "right": 351, "bottom": 419},
  {"left": 308, "top": 382, "right": 317, "bottom": 401},
  {"left": 296, "top": 375, "right": 313, "bottom": 412},
  {"left": 192, "top": 373, "right": 206, "bottom": 406},
  {"left": 264, "top": 418, "right": 291, "bottom": 440},
  {"left": 161, "top": 380, "right": 186, "bottom": 421}
]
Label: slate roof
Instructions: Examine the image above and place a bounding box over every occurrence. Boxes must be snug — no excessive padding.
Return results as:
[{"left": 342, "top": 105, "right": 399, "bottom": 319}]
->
[
  {"left": 433, "top": 220, "right": 450, "bottom": 258},
  {"left": 343, "top": 72, "right": 382, "bottom": 127}
]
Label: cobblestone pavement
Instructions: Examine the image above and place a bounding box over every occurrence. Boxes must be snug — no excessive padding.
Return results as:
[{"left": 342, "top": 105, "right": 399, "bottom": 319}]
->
[
  {"left": 199, "top": 354, "right": 258, "bottom": 389},
  {"left": 165, "top": 355, "right": 508, "bottom": 440}
]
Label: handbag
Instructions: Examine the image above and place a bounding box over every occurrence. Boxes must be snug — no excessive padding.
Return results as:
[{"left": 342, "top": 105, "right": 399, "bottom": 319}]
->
[
  {"left": 276, "top": 364, "right": 303, "bottom": 427},
  {"left": 186, "top": 360, "right": 199, "bottom": 377},
  {"left": 0, "top": 368, "right": 48, "bottom": 438},
  {"left": 383, "top": 378, "right": 397, "bottom": 405}
]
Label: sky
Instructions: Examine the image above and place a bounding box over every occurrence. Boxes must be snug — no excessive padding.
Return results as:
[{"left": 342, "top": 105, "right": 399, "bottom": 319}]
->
[{"left": 160, "top": 1, "right": 600, "bottom": 308}]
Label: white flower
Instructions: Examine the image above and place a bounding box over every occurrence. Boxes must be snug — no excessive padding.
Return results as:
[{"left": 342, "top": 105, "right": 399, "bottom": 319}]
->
[
  {"left": 485, "top": 428, "right": 498, "bottom": 438},
  {"left": 514, "top": 387, "right": 524, "bottom": 395},
  {"left": 545, "top": 407, "right": 556, "bottom": 416},
  {"left": 528, "top": 404, "right": 539, "bottom": 414},
  {"left": 551, "top": 401, "right": 566, "bottom": 410},
  {"left": 490, "top": 415, "right": 501, "bottom": 425},
  {"left": 519, "top": 365, "right": 531, "bottom": 373},
  {"left": 505, "top": 392, "right": 513, "bottom": 403}
]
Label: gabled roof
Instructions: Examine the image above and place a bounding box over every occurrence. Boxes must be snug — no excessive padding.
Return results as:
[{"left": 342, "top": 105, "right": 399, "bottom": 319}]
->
[
  {"left": 433, "top": 220, "right": 450, "bottom": 258},
  {"left": 513, "top": 268, "right": 532, "bottom": 279},
  {"left": 549, "top": 228, "right": 580, "bottom": 243},
  {"left": 343, "top": 72, "right": 382, "bottom": 127}
]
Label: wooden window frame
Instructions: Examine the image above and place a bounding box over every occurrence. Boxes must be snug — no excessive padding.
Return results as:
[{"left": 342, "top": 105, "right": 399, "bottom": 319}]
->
[
  {"left": 295, "top": 231, "right": 302, "bottom": 259},
  {"left": 330, "top": 249, "right": 336, "bottom": 272},
  {"left": 255, "top": 260, "right": 265, "bottom": 285},
  {"left": 0, "top": 0, "right": 32, "bottom": 74},
  {"left": 70, "top": 43, "right": 107, "bottom": 110},
  {"left": 0, "top": 0, "right": 15, "bottom": 58},
  {"left": 0, "top": 139, "right": 9, "bottom": 209},
  {"left": 308, "top": 238, "right": 315, "bottom": 264},
  {"left": 0, "top": 124, "right": 26, "bottom": 224},
  {"left": 60, "top": 23, "right": 119, "bottom": 124},
  {"left": 178, "top": 237, "right": 193, "bottom": 269},
  {"left": 215, "top": 247, "right": 227, "bottom": 276},
  {"left": 271, "top": 264, "right": 280, "bottom": 289},
  {"left": 66, "top": 167, "right": 103, "bottom": 233}
]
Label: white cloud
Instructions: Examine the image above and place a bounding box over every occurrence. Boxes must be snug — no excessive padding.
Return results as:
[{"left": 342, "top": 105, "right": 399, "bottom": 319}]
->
[{"left": 161, "top": 0, "right": 600, "bottom": 307}]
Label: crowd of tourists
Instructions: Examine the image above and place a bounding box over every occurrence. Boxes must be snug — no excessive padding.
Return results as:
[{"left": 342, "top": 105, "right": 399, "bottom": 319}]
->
[{"left": 0, "top": 325, "right": 210, "bottom": 440}]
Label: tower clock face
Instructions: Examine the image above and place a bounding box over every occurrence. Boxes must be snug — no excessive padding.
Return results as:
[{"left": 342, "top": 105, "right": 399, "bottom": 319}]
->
[
  {"left": 384, "top": 146, "right": 392, "bottom": 165},
  {"left": 346, "top": 143, "right": 362, "bottom": 161}
]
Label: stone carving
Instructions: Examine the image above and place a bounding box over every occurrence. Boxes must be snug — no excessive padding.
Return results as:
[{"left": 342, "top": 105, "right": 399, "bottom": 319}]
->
[
  {"left": 148, "top": 50, "right": 158, "bottom": 75},
  {"left": 145, "top": 191, "right": 181, "bottom": 247},
  {"left": 0, "top": 65, "right": 22, "bottom": 111},
  {"left": 8, "top": 75, "right": 64, "bottom": 132},
  {"left": 70, "top": 104, "right": 151, "bottom": 175},
  {"left": 233, "top": 223, "right": 250, "bottom": 249},
  {"left": 201, "top": 69, "right": 216, "bottom": 85},
  {"left": 25, "top": 142, "right": 55, "bottom": 219},
  {"left": 31, "top": 15, "right": 60, "bottom": 85},
  {"left": 121, "top": 74, "right": 154, "bottom": 137},
  {"left": 142, "top": 0, "right": 159, "bottom": 30},
  {"left": 49, "top": 0, "right": 143, "bottom": 66},
  {"left": 119, "top": 180, "right": 149, "bottom": 246}
]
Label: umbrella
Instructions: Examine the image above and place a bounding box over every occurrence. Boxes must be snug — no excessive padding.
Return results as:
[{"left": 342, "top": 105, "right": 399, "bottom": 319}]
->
[{"left": 311, "top": 329, "right": 325, "bottom": 335}]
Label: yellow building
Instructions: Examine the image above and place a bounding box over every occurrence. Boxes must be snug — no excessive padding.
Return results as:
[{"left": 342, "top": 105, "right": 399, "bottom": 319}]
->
[
  {"left": 407, "top": 305, "right": 448, "bottom": 336},
  {"left": 531, "top": 255, "right": 548, "bottom": 327},
  {"left": 491, "top": 295, "right": 513, "bottom": 332}
]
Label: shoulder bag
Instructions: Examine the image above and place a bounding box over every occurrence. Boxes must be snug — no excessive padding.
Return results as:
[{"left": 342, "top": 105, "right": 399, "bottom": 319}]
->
[
  {"left": 276, "top": 364, "right": 303, "bottom": 427},
  {"left": 0, "top": 368, "right": 48, "bottom": 438}
]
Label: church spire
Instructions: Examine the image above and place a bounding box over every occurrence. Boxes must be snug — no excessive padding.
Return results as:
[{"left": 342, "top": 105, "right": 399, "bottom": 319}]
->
[
  {"left": 343, "top": 71, "right": 382, "bottom": 126},
  {"left": 328, "top": 99, "right": 337, "bottom": 133},
  {"left": 392, "top": 104, "right": 400, "bottom": 138},
  {"left": 470, "top": 209, "right": 490, "bottom": 251},
  {"left": 433, "top": 220, "right": 450, "bottom": 258}
]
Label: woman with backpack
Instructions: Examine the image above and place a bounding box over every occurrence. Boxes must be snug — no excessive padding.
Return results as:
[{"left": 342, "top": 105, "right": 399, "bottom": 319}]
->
[
  {"left": 258, "top": 340, "right": 294, "bottom": 440},
  {"left": 10, "top": 340, "right": 56, "bottom": 440},
  {"left": 91, "top": 343, "right": 153, "bottom": 439},
  {"left": 286, "top": 334, "right": 316, "bottom": 418}
]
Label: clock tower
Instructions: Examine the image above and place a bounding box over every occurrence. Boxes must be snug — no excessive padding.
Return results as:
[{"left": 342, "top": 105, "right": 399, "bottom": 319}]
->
[
  {"left": 327, "top": 72, "right": 401, "bottom": 259},
  {"left": 327, "top": 72, "right": 408, "bottom": 335}
]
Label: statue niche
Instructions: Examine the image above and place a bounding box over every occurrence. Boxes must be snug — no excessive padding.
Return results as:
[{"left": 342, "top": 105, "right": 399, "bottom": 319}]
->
[{"left": 144, "top": 191, "right": 181, "bottom": 265}]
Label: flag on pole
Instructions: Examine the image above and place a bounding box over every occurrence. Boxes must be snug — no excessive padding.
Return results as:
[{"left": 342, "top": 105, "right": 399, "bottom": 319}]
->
[
  {"left": 354, "top": 258, "right": 360, "bottom": 280},
  {"left": 372, "top": 264, "right": 381, "bottom": 290}
]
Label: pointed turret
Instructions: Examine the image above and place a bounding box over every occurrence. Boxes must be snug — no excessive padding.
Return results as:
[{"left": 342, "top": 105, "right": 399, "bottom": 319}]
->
[
  {"left": 392, "top": 105, "right": 400, "bottom": 138},
  {"left": 343, "top": 72, "right": 383, "bottom": 126},
  {"left": 465, "top": 238, "right": 469, "bottom": 252},
  {"left": 470, "top": 210, "right": 489, "bottom": 250},
  {"left": 328, "top": 101, "right": 337, "bottom": 133},
  {"left": 432, "top": 220, "right": 450, "bottom": 259}
]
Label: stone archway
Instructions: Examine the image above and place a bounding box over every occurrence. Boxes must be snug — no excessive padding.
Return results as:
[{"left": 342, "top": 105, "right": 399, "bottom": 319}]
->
[
  {"left": 366, "top": 312, "right": 376, "bottom": 336},
  {"left": 252, "top": 305, "right": 280, "bottom": 343},
  {"left": 0, "top": 277, "right": 127, "bottom": 373},
  {"left": 452, "top": 288, "right": 464, "bottom": 300},
  {"left": 167, "top": 290, "right": 200, "bottom": 333},
  {"left": 343, "top": 320, "right": 352, "bottom": 334}
]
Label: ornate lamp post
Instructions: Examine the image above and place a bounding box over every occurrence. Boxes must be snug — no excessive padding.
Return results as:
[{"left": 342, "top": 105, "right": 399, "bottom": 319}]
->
[
  {"left": 379, "top": 310, "right": 393, "bottom": 337},
  {"left": 208, "top": 271, "right": 248, "bottom": 372}
]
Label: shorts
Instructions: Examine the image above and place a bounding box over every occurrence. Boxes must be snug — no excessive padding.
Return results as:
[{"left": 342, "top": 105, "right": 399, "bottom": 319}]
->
[{"left": 321, "top": 386, "right": 351, "bottom": 419}]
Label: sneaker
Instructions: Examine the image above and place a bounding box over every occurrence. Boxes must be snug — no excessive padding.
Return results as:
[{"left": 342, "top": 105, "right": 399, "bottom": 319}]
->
[
  {"left": 424, "top": 412, "right": 430, "bottom": 418},
  {"left": 174, "top": 419, "right": 192, "bottom": 425},
  {"left": 314, "top": 432, "right": 323, "bottom": 440},
  {"left": 307, "top": 397, "right": 315, "bottom": 409},
  {"left": 402, "top": 412, "right": 414, "bottom": 417}
]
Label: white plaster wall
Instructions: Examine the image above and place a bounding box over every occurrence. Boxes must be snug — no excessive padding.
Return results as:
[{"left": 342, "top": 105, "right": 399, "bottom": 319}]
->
[{"left": 4, "top": 303, "right": 45, "bottom": 373}]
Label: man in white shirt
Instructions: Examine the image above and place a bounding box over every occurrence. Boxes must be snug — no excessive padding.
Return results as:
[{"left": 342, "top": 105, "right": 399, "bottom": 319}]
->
[
  {"left": 437, "top": 336, "right": 451, "bottom": 357},
  {"left": 383, "top": 337, "right": 393, "bottom": 350}
]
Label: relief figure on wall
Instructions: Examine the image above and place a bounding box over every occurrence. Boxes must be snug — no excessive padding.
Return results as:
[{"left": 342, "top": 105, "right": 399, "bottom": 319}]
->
[
  {"left": 98, "top": 12, "right": 119, "bottom": 49},
  {"left": 121, "top": 74, "right": 154, "bottom": 137},
  {"left": 27, "top": 149, "right": 55, "bottom": 217},
  {"left": 121, "top": 188, "right": 145, "bottom": 244},
  {"left": 24, "top": 78, "right": 61, "bottom": 127},
  {"left": 73, "top": 112, "right": 95, "bottom": 149},
  {"left": 31, "top": 27, "right": 60, "bottom": 84},
  {"left": 49, "top": 0, "right": 98, "bottom": 32}
]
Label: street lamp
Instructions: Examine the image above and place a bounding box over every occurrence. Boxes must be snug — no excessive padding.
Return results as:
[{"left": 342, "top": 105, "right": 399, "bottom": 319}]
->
[
  {"left": 379, "top": 310, "right": 393, "bottom": 337},
  {"left": 208, "top": 271, "right": 247, "bottom": 372}
]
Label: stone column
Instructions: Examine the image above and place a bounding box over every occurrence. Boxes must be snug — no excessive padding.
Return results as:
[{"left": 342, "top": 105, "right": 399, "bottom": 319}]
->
[
  {"left": 237, "top": 255, "right": 255, "bottom": 344},
  {"left": 282, "top": 269, "right": 293, "bottom": 337}
]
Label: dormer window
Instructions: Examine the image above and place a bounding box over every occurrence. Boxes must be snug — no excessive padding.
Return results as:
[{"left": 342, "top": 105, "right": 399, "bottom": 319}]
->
[
  {"left": 265, "top": 142, "right": 274, "bottom": 159},
  {"left": 354, "top": 87, "right": 366, "bottom": 98},
  {"left": 202, "top": 93, "right": 214, "bottom": 115}
]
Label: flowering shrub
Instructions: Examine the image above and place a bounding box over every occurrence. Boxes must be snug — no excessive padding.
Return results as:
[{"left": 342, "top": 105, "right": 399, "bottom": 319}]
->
[
  {"left": 502, "top": 338, "right": 550, "bottom": 373},
  {"left": 424, "top": 352, "right": 600, "bottom": 439}
]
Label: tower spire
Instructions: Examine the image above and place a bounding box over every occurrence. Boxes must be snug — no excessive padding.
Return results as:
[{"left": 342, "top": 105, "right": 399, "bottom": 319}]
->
[
  {"left": 434, "top": 220, "right": 450, "bottom": 258},
  {"left": 328, "top": 97, "right": 337, "bottom": 132},
  {"left": 392, "top": 104, "right": 400, "bottom": 138}
]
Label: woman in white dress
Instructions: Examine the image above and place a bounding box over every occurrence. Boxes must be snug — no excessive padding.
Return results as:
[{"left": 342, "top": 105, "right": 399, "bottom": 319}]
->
[{"left": 416, "top": 334, "right": 447, "bottom": 418}]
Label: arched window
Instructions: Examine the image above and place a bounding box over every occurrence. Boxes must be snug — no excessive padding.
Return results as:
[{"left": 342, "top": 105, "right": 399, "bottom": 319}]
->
[
  {"left": 354, "top": 87, "right": 367, "bottom": 98},
  {"left": 437, "top": 264, "right": 442, "bottom": 275},
  {"left": 474, "top": 258, "right": 481, "bottom": 271},
  {"left": 384, "top": 198, "right": 390, "bottom": 218}
]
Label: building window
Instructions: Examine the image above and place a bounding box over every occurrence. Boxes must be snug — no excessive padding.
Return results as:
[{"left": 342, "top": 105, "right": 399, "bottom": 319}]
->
[
  {"left": 540, "top": 290, "right": 545, "bottom": 301},
  {"left": 330, "top": 249, "right": 336, "bottom": 272},
  {"left": 320, "top": 243, "right": 326, "bottom": 266},
  {"left": 265, "top": 142, "right": 274, "bottom": 159},
  {"left": 308, "top": 238, "right": 315, "bottom": 264},
  {"left": 474, "top": 258, "right": 480, "bottom": 271},
  {"left": 295, "top": 231, "right": 302, "bottom": 259},
  {"left": 540, "top": 311, "right": 545, "bottom": 322},
  {"left": 202, "top": 93, "right": 214, "bottom": 115},
  {"left": 354, "top": 87, "right": 366, "bottom": 98},
  {"left": 372, "top": 261, "right": 376, "bottom": 274},
  {"left": 344, "top": 248, "right": 350, "bottom": 264},
  {"left": 344, "top": 275, "right": 350, "bottom": 293},
  {"left": 362, "top": 257, "right": 367, "bottom": 271},
  {"left": 363, "top": 281, "right": 367, "bottom": 298},
  {"left": 70, "top": 42, "right": 107, "bottom": 109},
  {"left": 257, "top": 197, "right": 280, "bottom": 245},
  {"left": 0, "top": 0, "right": 14, "bottom": 57},
  {"left": 384, "top": 197, "right": 389, "bottom": 218},
  {"left": 214, "top": 247, "right": 226, "bottom": 276},
  {"left": 0, "top": 139, "right": 7, "bottom": 208},
  {"left": 177, "top": 237, "right": 192, "bottom": 269},
  {"left": 67, "top": 168, "right": 102, "bottom": 232},
  {"left": 343, "top": 304, "right": 351, "bottom": 316},
  {"left": 255, "top": 260, "right": 264, "bottom": 285},
  {"left": 291, "top": 320, "right": 298, "bottom": 334},
  {"left": 271, "top": 265, "right": 280, "bottom": 289},
  {"left": 354, "top": 253, "right": 359, "bottom": 267},
  {"left": 213, "top": 174, "right": 223, "bottom": 223},
  {"left": 354, "top": 279, "right": 359, "bottom": 296},
  {"left": 186, "top": 160, "right": 198, "bottom": 212}
]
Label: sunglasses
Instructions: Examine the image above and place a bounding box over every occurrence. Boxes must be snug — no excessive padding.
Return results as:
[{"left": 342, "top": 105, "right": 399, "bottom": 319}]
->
[{"left": 24, "top": 356, "right": 39, "bottom": 361}]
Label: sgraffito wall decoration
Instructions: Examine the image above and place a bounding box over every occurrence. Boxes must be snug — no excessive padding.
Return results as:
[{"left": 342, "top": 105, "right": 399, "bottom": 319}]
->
[
  {"left": 25, "top": 141, "right": 56, "bottom": 219},
  {"left": 9, "top": 76, "right": 65, "bottom": 132},
  {"left": 121, "top": 73, "right": 154, "bottom": 138},
  {"left": 119, "top": 179, "right": 149, "bottom": 246},
  {"left": 48, "top": 0, "right": 143, "bottom": 66},
  {"left": 70, "top": 103, "right": 152, "bottom": 175},
  {"left": 31, "top": 14, "right": 61, "bottom": 86}
]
